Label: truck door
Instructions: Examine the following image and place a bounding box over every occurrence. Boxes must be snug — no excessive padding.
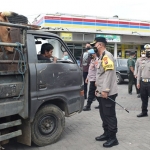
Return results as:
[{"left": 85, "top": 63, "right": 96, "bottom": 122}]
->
[{"left": 33, "top": 35, "right": 82, "bottom": 115}]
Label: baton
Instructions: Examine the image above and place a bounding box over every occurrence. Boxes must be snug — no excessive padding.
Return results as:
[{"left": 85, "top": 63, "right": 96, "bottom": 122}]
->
[
  {"left": 96, "top": 91, "right": 129, "bottom": 113},
  {"left": 107, "top": 96, "right": 129, "bottom": 113}
]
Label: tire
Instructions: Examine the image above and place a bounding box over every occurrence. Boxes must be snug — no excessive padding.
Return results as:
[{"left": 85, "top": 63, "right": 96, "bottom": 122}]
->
[
  {"left": 31, "top": 104, "right": 65, "bottom": 146},
  {"left": 116, "top": 73, "right": 123, "bottom": 84}
]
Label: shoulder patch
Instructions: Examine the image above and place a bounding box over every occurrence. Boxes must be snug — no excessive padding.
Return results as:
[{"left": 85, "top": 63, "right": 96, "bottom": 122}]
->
[
  {"left": 103, "top": 57, "right": 108, "bottom": 64},
  {"left": 102, "top": 55, "right": 114, "bottom": 71}
]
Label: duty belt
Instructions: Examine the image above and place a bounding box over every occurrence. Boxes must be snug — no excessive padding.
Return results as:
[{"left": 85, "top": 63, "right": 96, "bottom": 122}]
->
[{"left": 142, "top": 79, "right": 150, "bottom": 82}]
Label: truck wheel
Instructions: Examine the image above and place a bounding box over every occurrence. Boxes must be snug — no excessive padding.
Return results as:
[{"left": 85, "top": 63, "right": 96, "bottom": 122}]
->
[
  {"left": 116, "top": 73, "right": 123, "bottom": 84},
  {"left": 31, "top": 104, "right": 65, "bottom": 146}
]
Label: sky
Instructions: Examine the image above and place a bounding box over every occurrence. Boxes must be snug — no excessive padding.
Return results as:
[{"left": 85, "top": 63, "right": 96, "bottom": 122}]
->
[{"left": 1, "top": 0, "right": 150, "bottom": 23}]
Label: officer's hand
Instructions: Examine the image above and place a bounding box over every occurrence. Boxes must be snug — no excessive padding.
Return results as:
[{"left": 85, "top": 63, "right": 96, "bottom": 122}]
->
[
  {"left": 95, "top": 90, "right": 99, "bottom": 96},
  {"left": 95, "top": 91, "right": 97, "bottom": 96},
  {"left": 137, "top": 84, "right": 140, "bottom": 89},
  {"left": 134, "top": 75, "right": 137, "bottom": 78},
  {"left": 101, "top": 91, "right": 108, "bottom": 99},
  {"left": 85, "top": 78, "right": 88, "bottom": 83},
  {"left": 95, "top": 82, "right": 97, "bottom": 87}
]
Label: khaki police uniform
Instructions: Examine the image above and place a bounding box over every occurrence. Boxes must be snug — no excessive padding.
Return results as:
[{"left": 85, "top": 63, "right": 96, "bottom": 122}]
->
[
  {"left": 134, "top": 56, "right": 146, "bottom": 97},
  {"left": 137, "top": 58, "right": 150, "bottom": 114},
  {"left": 96, "top": 50, "right": 118, "bottom": 135},
  {"left": 134, "top": 57, "right": 146, "bottom": 77}
]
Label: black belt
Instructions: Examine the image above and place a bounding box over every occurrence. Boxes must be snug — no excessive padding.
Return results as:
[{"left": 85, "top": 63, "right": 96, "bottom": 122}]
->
[{"left": 142, "top": 79, "right": 150, "bottom": 82}]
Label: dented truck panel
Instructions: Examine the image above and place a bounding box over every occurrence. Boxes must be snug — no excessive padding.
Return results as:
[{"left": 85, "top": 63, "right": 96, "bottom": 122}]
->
[{"left": 36, "top": 63, "right": 82, "bottom": 111}]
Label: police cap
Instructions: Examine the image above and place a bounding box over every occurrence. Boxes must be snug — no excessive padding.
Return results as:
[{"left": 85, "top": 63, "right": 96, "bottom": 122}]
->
[
  {"left": 90, "top": 37, "right": 107, "bottom": 46},
  {"left": 144, "top": 44, "right": 150, "bottom": 49}
]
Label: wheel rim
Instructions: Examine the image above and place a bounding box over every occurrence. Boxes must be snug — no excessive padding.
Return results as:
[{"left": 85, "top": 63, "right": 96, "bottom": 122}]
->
[
  {"left": 116, "top": 74, "right": 120, "bottom": 83},
  {"left": 38, "top": 115, "right": 57, "bottom": 135}
]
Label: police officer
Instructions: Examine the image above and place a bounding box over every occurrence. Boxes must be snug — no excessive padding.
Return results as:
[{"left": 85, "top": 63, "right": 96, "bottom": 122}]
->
[
  {"left": 83, "top": 49, "right": 98, "bottom": 111},
  {"left": 90, "top": 37, "right": 118, "bottom": 148},
  {"left": 80, "top": 43, "right": 92, "bottom": 99},
  {"left": 137, "top": 44, "right": 150, "bottom": 117},
  {"left": 134, "top": 50, "right": 146, "bottom": 98},
  {"left": 127, "top": 51, "right": 139, "bottom": 95}
]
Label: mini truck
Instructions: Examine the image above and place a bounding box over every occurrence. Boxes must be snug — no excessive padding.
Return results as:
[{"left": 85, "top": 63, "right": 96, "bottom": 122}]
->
[{"left": 0, "top": 21, "right": 84, "bottom": 147}]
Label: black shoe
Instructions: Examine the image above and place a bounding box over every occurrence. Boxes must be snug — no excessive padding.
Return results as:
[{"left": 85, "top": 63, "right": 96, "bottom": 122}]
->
[
  {"left": 137, "top": 113, "right": 148, "bottom": 117},
  {"left": 137, "top": 94, "right": 141, "bottom": 98},
  {"left": 103, "top": 138, "right": 119, "bottom": 147},
  {"left": 95, "top": 106, "right": 99, "bottom": 109},
  {"left": 95, "top": 132, "right": 109, "bottom": 141},
  {"left": 129, "top": 93, "right": 132, "bottom": 95},
  {"left": 83, "top": 105, "right": 91, "bottom": 111}
]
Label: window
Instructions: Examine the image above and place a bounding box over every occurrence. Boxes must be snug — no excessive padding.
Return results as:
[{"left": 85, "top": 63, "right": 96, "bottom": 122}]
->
[
  {"left": 118, "top": 59, "right": 128, "bottom": 67},
  {"left": 106, "top": 44, "right": 114, "bottom": 55},
  {"left": 66, "top": 43, "right": 74, "bottom": 55},
  {"left": 35, "top": 37, "right": 73, "bottom": 63},
  {"left": 74, "top": 44, "right": 83, "bottom": 59}
]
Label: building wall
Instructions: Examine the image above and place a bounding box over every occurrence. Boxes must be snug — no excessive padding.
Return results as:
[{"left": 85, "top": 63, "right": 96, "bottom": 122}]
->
[
  {"left": 35, "top": 15, "right": 150, "bottom": 36},
  {"left": 121, "top": 35, "right": 150, "bottom": 43},
  {"left": 34, "top": 14, "right": 150, "bottom": 58}
]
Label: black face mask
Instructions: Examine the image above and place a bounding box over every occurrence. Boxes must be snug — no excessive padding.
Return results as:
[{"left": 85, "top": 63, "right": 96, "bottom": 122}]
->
[
  {"left": 86, "top": 47, "right": 91, "bottom": 50},
  {"left": 93, "top": 47, "right": 98, "bottom": 53},
  {"left": 146, "top": 51, "right": 150, "bottom": 58},
  {"left": 93, "top": 44, "right": 100, "bottom": 53}
]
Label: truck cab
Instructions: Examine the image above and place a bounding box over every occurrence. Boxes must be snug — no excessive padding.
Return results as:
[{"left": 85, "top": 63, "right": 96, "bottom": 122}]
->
[{"left": 0, "top": 24, "right": 84, "bottom": 147}]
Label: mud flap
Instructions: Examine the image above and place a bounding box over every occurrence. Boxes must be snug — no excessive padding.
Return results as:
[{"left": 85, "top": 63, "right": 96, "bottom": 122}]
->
[{"left": 17, "top": 119, "right": 31, "bottom": 146}]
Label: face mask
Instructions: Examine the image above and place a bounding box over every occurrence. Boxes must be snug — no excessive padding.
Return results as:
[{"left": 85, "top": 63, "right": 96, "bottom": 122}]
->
[
  {"left": 146, "top": 51, "right": 150, "bottom": 58},
  {"left": 86, "top": 47, "right": 91, "bottom": 50},
  {"left": 64, "top": 55, "right": 68, "bottom": 60},
  {"left": 93, "top": 44, "right": 100, "bottom": 53},
  {"left": 141, "top": 54, "right": 146, "bottom": 57},
  {"left": 132, "top": 55, "right": 136, "bottom": 59},
  {"left": 93, "top": 47, "right": 98, "bottom": 53}
]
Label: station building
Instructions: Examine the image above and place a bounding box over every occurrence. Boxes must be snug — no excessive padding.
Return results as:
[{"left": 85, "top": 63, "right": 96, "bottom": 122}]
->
[{"left": 33, "top": 13, "right": 150, "bottom": 59}]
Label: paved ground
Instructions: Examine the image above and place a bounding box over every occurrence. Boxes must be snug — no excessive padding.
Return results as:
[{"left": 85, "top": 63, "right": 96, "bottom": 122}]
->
[{"left": 4, "top": 83, "right": 150, "bottom": 150}]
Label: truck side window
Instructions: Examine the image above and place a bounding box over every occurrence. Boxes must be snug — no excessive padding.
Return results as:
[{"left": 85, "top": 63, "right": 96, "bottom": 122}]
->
[{"left": 35, "top": 37, "right": 73, "bottom": 63}]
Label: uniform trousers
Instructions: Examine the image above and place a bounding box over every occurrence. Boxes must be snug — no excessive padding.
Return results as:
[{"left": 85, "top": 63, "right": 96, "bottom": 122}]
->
[
  {"left": 128, "top": 73, "right": 140, "bottom": 94},
  {"left": 87, "top": 81, "right": 97, "bottom": 104},
  {"left": 138, "top": 79, "right": 142, "bottom": 96},
  {"left": 140, "top": 81, "right": 150, "bottom": 113},
  {"left": 83, "top": 72, "right": 88, "bottom": 99},
  {"left": 97, "top": 94, "right": 118, "bottom": 134}
]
